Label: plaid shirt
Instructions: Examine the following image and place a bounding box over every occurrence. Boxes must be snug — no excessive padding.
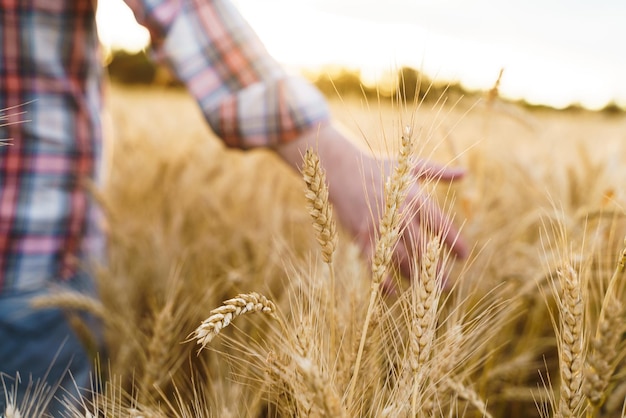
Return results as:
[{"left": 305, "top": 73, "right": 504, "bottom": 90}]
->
[{"left": 0, "top": 0, "right": 329, "bottom": 293}]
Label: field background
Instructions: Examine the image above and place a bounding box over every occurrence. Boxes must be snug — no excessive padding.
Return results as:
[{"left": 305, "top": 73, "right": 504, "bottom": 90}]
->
[{"left": 81, "top": 81, "right": 626, "bottom": 417}]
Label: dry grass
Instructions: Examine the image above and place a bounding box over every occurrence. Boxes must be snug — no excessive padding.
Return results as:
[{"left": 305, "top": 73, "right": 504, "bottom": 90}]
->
[{"left": 14, "top": 82, "right": 626, "bottom": 417}]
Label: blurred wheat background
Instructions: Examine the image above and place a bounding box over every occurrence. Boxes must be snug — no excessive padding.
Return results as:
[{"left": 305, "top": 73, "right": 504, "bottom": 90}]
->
[
  {"left": 23, "top": 76, "right": 622, "bottom": 417},
  {"left": 6, "top": 7, "right": 626, "bottom": 408},
  {"left": 0, "top": 0, "right": 623, "bottom": 415}
]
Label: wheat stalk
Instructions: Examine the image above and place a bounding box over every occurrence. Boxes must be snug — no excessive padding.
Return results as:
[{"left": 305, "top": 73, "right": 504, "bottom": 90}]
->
[
  {"left": 423, "top": 323, "right": 463, "bottom": 416},
  {"left": 556, "top": 263, "right": 585, "bottom": 418},
  {"left": 410, "top": 236, "right": 443, "bottom": 415},
  {"left": 605, "top": 237, "right": 626, "bottom": 301},
  {"left": 193, "top": 292, "right": 279, "bottom": 351},
  {"left": 302, "top": 147, "right": 337, "bottom": 266},
  {"left": 369, "top": 126, "right": 415, "bottom": 287},
  {"left": 266, "top": 350, "right": 313, "bottom": 416},
  {"left": 294, "top": 355, "right": 347, "bottom": 418},
  {"left": 139, "top": 297, "right": 176, "bottom": 403},
  {"left": 302, "top": 147, "right": 338, "bottom": 352},
  {"left": 445, "top": 377, "right": 493, "bottom": 418},
  {"left": 347, "top": 125, "right": 416, "bottom": 407},
  {"left": 584, "top": 295, "right": 623, "bottom": 410},
  {"left": 584, "top": 238, "right": 626, "bottom": 412}
]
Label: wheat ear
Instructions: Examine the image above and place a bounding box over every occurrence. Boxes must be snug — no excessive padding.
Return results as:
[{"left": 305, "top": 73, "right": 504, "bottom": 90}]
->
[
  {"left": 584, "top": 296, "right": 623, "bottom": 410},
  {"left": 584, "top": 239, "right": 626, "bottom": 411},
  {"left": 139, "top": 297, "right": 176, "bottom": 403},
  {"left": 194, "top": 292, "right": 279, "bottom": 352},
  {"left": 556, "top": 263, "right": 585, "bottom": 417},
  {"left": 302, "top": 147, "right": 338, "bottom": 352},
  {"left": 422, "top": 324, "right": 464, "bottom": 415},
  {"left": 266, "top": 351, "right": 310, "bottom": 416},
  {"left": 410, "top": 236, "right": 443, "bottom": 415},
  {"left": 294, "top": 355, "right": 347, "bottom": 418},
  {"left": 445, "top": 377, "right": 494, "bottom": 418},
  {"left": 347, "top": 125, "right": 415, "bottom": 407},
  {"left": 302, "top": 148, "right": 337, "bottom": 266}
]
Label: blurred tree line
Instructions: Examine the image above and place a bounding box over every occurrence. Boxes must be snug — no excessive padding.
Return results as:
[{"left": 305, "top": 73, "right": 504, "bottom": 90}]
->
[
  {"left": 105, "top": 49, "right": 624, "bottom": 113},
  {"left": 309, "top": 66, "right": 467, "bottom": 103},
  {"left": 105, "top": 49, "right": 467, "bottom": 104}
]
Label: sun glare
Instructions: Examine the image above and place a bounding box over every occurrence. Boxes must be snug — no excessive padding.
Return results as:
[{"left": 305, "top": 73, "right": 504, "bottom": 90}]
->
[
  {"left": 96, "top": 0, "right": 150, "bottom": 53},
  {"left": 96, "top": 0, "right": 625, "bottom": 110}
]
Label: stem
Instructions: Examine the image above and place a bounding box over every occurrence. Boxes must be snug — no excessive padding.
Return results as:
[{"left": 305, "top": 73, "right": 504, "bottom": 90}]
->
[
  {"left": 328, "top": 262, "right": 337, "bottom": 357},
  {"left": 346, "top": 282, "right": 379, "bottom": 407}
]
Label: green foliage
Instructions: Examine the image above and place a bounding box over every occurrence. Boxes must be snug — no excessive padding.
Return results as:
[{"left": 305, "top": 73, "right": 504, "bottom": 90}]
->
[
  {"left": 106, "top": 50, "right": 156, "bottom": 84},
  {"left": 310, "top": 66, "right": 466, "bottom": 104},
  {"left": 600, "top": 101, "right": 625, "bottom": 115},
  {"left": 106, "top": 50, "right": 180, "bottom": 86},
  {"left": 105, "top": 50, "right": 465, "bottom": 104}
]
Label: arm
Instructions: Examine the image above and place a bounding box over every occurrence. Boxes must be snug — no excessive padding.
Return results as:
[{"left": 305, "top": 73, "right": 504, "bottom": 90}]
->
[
  {"left": 123, "top": 0, "right": 329, "bottom": 148},
  {"left": 277, "top": 124, "right": 468, "bottom": 284},
  {"left": 123, "top": 0, "right": 468, "bottom": 281}
]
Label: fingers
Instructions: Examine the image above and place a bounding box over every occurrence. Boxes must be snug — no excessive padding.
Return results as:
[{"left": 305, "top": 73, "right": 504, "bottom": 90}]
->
[
  {"left": 358, "top": 198, "right": 467, "bottom": 293},
  {"left": 389, "top": 192, "right": 468, "bottom": 288},
  {"left": 353, "top": 158, "right": 468, "bottom": 294},
  {"left": 413, "top": 159, "right": 465, "bottom": 182},
  {"left": 410, "top": 192, "right": 469, "bottom": 260},
  {"left": 395, "top": 229, "right": 454, "bottom": 290},
  {"left": 394, "top": 232, "right": 421, "bottom": 281}
]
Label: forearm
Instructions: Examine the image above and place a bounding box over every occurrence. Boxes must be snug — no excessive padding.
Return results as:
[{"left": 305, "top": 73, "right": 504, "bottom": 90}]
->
[
  {"left": 276, "top": 123, "right": 346, "bottom": 171},
  {"left": 276, "top": 123, "right": 379, "bottom": 236}
]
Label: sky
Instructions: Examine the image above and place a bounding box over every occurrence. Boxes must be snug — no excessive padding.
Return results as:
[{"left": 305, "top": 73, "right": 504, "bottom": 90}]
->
[{"left": 96, "top": 0, "right": 626, "bottom": 110}]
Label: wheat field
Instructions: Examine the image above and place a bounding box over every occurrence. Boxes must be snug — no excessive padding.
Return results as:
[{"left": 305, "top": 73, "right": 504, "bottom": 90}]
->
[{"left": 10, "top": 83, "right": 626, "bottom": 417}]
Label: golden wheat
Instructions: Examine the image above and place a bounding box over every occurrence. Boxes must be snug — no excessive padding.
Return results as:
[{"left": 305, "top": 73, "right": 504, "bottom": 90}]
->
[
  {"left": 556, "top": 263, "right": 586, "bottom": 417},
  {"left": 293, "top": 355, "right": 347, "bottom": 418},
  {"left": 348, "top": 124, "right": 417, "bottom": 407},
  {"left": 101, "top": 86, "right": 626, "bottom": 417},
  {"left": 194, "top": 292, "right": 279, "bottom": 351},
  {"left": 409, "top": 236, "right": 443, "bottom": 414},
  {"left": 139, "top": 296, "right": 176, "bottom": 403},
  {"left": 10, "top": 84, "right": 624, "bottom": 417},
  {"left": 302, "top": 146, "right": 339, "bottom": 352},
  {"left": 584, "top": 295, "right": 623, "bottom": 409},
  {"left": 302, "top": 147, "right": 337, "bottom": 265},
  {"left": 584, "top": 238, "right": 626, "bottom": 412}
]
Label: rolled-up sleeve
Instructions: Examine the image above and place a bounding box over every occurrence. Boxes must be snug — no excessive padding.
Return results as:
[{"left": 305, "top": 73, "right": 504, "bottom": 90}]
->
[{"left": 123, "top": 0, "right": 330, "bottom": 149}]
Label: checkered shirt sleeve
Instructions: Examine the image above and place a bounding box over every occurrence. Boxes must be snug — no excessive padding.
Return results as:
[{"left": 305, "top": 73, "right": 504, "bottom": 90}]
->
[{"left": 124, "top": 0, "right": 331, "bottom": 149}]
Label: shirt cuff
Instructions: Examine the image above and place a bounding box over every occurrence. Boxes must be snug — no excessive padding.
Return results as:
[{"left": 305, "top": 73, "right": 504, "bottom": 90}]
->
[
  {"left": 204, "top": 75, "right": 330, "bottom": 149},
  {"left": 153, "top": 0, "right": 331, "bottom": 149}
]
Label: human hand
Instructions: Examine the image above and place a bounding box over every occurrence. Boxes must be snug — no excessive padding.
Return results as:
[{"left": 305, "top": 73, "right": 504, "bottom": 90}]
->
[{"left": 277, "top": 123, "right": 468, "bottom": 287}]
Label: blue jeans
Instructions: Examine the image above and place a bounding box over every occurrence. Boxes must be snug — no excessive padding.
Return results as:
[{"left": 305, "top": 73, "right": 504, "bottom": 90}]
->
[{"left": 0, "top": 273, "right": 105, "bottom": 416}]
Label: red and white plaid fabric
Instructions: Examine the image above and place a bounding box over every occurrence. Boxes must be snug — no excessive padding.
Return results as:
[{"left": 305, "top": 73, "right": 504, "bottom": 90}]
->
[{"left": 0, "top": 0, "right": 329, "bottom": 292}]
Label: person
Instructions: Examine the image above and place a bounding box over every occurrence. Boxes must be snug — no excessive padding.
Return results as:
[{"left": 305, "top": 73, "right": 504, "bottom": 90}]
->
[{"left": 0, "top": 0, "right": 468, "bottom": 414}]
